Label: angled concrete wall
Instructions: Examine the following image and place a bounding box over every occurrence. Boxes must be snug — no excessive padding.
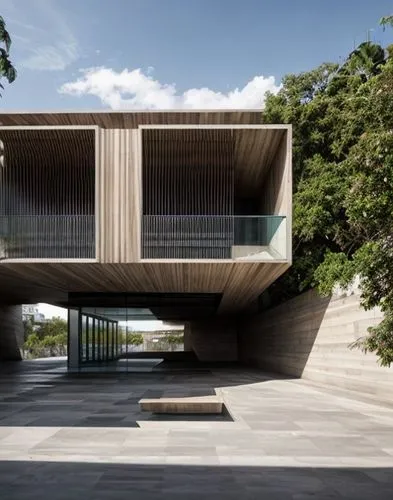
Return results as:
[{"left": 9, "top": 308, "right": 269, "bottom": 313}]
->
[
  {"left": 0, "top": 305, "right": 23, "bottom": 360},
  {"left": 238, "top": 289, "right": 393, "bottom": 405},
  {"left": 185, "top": 319, "right": 238, "bottom": 362}
]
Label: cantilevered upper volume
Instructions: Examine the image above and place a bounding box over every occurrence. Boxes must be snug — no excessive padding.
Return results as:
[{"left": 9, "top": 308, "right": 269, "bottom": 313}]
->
[{"left": 0, "top": 110, "right": 291, "bottom": 317}]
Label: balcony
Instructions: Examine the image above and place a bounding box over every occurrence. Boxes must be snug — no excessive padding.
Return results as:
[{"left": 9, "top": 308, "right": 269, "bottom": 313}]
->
[
  {"left": 0, "top": 215, "right": 95, "bottom": 260},
  {"left": 141, "top": 215, "right": 287, "bottom": 260},
  {"left": 0, "top": 127, "right": 96, "bottom": 262}
]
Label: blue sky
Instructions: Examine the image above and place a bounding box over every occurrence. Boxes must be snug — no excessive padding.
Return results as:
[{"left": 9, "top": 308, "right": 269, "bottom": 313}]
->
[{"left": 0, "top": 0, "right": 393, "bottom": 110}]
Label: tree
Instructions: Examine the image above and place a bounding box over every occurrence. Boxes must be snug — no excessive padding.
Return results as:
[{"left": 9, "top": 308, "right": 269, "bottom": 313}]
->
[
  {"left": 163, "top": 333, "right": 184, "bottom": 351},
  {"left": 23, "top": 317, "right": 68, "bottom": 359},
  {"left": 23, "top": 317, "right": 34, "bottom": 342},
  {"left": 128, "top": 333, "right": 143, "bottom": 346},
  {"left": 35, "top": 317, "right": 67, "bottom": 340},
  {"left": 345, "top": 42, "right": 385, "bottom": 80},
  {"left": 0, "top": 15, "right": 16, "bottom": 95},
  {"left": 380, "top": 15, "right": 393, "bottom": 30},
  {"left": 262, "top": 33, "right": 393, "bottom": 366},
  {"left": 25, "top": 333, "right": 40, "bottom": 355}
]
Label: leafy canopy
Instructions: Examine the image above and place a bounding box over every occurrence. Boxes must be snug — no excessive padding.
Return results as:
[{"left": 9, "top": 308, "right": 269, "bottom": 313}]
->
[
  {"left": 262, "top": 28, "right": 393, "bottom": 366},
  {"left": 0, "top": 15, "right": 16, "bottom": 94}
]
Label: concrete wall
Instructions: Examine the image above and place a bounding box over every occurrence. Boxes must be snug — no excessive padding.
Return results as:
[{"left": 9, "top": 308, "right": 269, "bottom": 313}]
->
[
  {"left": 185, "top": 319, "right": 237, "bottom": 362},
  {"left": 0, "top": 305, "right": 23, "bottom": 360},
  {"left": 238, "top": 289, "right": 393, "bottom": 404}
]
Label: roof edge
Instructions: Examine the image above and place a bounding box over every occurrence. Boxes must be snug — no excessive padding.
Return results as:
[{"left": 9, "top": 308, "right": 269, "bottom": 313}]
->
[{"left": 0, "top": 108, "right": 263, "bottom": 115}]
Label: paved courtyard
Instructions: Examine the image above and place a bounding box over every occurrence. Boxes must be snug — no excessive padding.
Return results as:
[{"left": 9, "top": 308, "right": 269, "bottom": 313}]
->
[{"left": 0, "top": 359, "right": 393, "bottom": 499}]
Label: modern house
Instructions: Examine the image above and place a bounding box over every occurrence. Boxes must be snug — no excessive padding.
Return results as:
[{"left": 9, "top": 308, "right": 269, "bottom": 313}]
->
[{"left": 0, "top": 110, "right": 292, "bottom": 368}]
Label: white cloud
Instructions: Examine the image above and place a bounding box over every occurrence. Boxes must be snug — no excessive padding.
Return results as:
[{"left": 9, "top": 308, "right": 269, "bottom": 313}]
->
[
  {"left": 24, "top": 40, "right": 78, "bottom": 71},
  {"left": 1, "top": 0, "right": 79, "bottom": 71},
  {"left": 59, "top": 67, "right": 280, "bottom": 109},
  {"left": 38, "top": 303, "right": 67, "bottom": 320}
]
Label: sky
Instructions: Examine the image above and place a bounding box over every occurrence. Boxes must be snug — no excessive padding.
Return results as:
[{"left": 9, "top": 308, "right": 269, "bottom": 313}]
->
[
  {"left": 4, "top": 0, "right": 393, "bottom": 325},
  {"left": 0, "top": 0, "right": 393, "bottom": 110}
]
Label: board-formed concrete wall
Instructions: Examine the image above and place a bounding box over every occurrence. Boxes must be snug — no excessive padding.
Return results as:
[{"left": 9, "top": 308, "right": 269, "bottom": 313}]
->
[
  {"left": 184, "top": 319, "right": 238, "bottom": 362},
  {"left": 238, "top": 289, "right": 393, "bottom": 404},
  {"left": 0, "top": 305, "right": 23, "bottom": 360}
]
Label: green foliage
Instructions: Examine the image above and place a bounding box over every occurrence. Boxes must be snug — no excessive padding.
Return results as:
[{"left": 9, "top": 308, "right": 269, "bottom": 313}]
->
[
  {"left": 163, "top": 333, "right": 184, "bottom": 345},
  {"left": 23, "top": 317, "right": 68, "bottom": 359},
  {"left": 380, "top": 15, "right": 393, "bottom": 30},
  {"left": 23, "top": 318, "right": 34, "bottom": 342},
  {"left": 263, "top": 29, "right": 393, "bottom": 365},
  {"left": 350, "top": 313, "right": 393, "bottom": 367},
  {"left": 0, "top": 15, "right": 16, "bottom": 94},
  {"left": 35, "top": 317, "right": 67, "bottom": 340},
  {"left": 25, "top": 333, "right": 40, "bottom": 351},
  {"left": 314, "top": 252, "right": 355, "bottom": 297},
  {"left": 345, "top": 42, "right": 385, "bottom": 80},
  {"left": 128, "top": 333, "right": 143, "bottom": 346}
]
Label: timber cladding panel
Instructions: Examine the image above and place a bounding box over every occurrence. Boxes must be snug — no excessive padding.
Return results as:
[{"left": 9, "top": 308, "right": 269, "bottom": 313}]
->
[
  {"left": 0, "top": 261, "right": 289, "bottom": 315},
  {"left": 238, "top": 289, "right": 393, "bottom": 404},
  {"left": 98, "top": 129, "right": 141, "bottom": 263},
  {"left": 0, "top": 110, "right": 262, "bottom": 128},
  {"left": 233, "top": 128, "right": 285, "bottom": 196},
  {"left": 0, "top": 116, "right": 292, "bottom": 317}
]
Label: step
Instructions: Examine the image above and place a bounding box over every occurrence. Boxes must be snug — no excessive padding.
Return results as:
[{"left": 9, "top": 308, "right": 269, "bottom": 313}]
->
[{"left": 139, "top": 396, "right": 223, "bottom": 414}]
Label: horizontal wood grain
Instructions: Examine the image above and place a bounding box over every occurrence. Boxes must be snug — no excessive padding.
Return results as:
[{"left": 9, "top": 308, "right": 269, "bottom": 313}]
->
[
  {"left": 0, "top": 261, "right": 289, "bottom": 315},
  {"left": 0, "top": 110, "right": 262, "bottom": 128},
  {"left": 0, "top": 114, "right": 292, "bottom": 317}
]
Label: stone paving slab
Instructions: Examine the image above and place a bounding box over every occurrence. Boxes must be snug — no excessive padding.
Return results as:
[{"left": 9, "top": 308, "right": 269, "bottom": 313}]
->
[{"left": 0, "top": 359, "right": 393, "bottom": 498}]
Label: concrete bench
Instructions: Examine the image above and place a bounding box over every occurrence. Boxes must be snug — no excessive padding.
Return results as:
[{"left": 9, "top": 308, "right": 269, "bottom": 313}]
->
[{"left": 139, "top": 396, "right": 223, "bottom": 414}]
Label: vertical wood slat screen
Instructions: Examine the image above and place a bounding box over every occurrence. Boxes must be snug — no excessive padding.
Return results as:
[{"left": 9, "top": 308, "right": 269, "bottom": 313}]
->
[
  {"left": 142, "top": 129, "right": 235, "bottom": 259},
  {"left": 143, "top": 129, "right": 234, "bottom": 215},
  {"left": 99, "top": 129, "right": 141, "bottom": 263},
  {"left": 0, "top": 129, "right": 95, "bottom": 259}
]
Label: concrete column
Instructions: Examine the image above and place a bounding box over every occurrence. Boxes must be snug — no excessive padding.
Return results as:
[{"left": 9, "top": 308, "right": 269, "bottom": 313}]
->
[
  {"left": 183, "top": 322, "right": 193, "bottom": 351},
  {"left": 68, "top": 308, "right": 80, "bottom": 371},
  {"left": 186, "top": 318, "right": 238, "bottom": 362},
  {"left": 0, "top": 305, "right": 24, "bottom": 361}
]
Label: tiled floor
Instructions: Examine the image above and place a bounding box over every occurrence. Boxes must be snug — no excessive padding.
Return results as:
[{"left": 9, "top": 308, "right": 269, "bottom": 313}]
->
[{"left": 0, "top": 359, "right": 393, "bottom": 499}]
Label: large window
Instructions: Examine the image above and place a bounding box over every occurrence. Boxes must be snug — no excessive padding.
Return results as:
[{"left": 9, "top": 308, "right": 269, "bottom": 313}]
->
[{"left": 78, "top": 312, "right": 119, "bottom": 364}]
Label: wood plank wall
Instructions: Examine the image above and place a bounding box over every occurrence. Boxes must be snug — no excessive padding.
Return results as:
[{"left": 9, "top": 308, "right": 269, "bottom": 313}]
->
[
  {"left": 233, "top": 129, "right": 285, "bottom": 197},
  {"left": 259, "top": 130, "right": 292, "bottom": 261},
  {"left": 98, "top": 129, "right": 141, "bottom": 263},
  {"left": 259, "top": 132, "right": 289, "bottom": 216},
  {"left": 0, "top": 111, "right": 262, "bottom": 128}
]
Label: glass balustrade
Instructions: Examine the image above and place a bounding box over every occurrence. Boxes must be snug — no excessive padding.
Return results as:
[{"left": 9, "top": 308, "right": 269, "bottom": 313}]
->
[{"left": 142, "top": 215, "right": 287, "bottom": 260}]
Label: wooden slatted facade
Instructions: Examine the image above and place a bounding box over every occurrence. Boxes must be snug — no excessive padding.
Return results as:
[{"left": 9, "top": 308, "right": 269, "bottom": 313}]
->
[
  {"left": 0, "top": 110, "right": 261, "bottom": 128},
  {"left": 0, "top": 112, "right": 292, "bottom": 316},
  {"left": 98, "top": 128, "right": 141, "bottom": 263},
  {"left": 0, "top": 127, "right": 96, "bottom": 259},
  {"left": 143, "top": 129, "right": 234, "bottom": 216},
  {"left": 0, "top": 261, "right": 289, "bottom": 315}
]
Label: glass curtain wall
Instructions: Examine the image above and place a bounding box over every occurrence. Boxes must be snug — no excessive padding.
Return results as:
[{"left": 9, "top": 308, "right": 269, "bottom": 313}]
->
[
  {"left": 77, "top": 307, "right": 154, "bottom": 366},
  {"left": 79, "top": 312, "right": 119, "bottom": 364}
]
